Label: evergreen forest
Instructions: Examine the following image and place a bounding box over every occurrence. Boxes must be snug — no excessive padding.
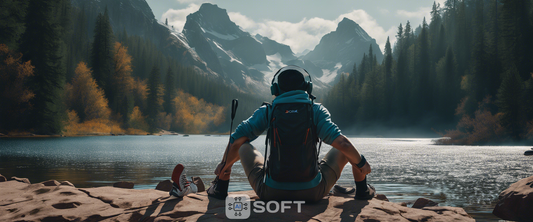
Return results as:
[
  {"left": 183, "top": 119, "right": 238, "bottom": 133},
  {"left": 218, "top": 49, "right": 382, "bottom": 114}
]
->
[
  {"left": 324, "top": 0, "right": 533, "bottom": 144},
  {"left": 0, "top": 0, "right": 262, "bottom": 136}
]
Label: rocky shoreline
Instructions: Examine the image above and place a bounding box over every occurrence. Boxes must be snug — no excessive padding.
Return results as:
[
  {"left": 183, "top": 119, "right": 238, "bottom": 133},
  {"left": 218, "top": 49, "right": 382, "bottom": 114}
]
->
[{"left": 0, "top": 174, "right": 481, "bottom": 221}]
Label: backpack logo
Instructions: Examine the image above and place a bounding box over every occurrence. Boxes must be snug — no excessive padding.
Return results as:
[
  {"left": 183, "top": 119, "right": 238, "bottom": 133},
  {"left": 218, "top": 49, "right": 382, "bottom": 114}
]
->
[{"left": 285, "top": 110, "right": 298, "bottom": 114}]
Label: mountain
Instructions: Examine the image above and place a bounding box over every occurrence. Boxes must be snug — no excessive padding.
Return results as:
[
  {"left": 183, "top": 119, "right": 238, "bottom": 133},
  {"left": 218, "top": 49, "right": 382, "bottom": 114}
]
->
[
  {"left": 69, "top": 1, "right": 383, "bottom": 96},
  {"left": 180, "top": 3, "right": 307, "bottom": 95},
  {"left": 179, "top": 3, "right": 336, "bottom": 95},
  {"left": 70, "top": 0, "right": 215, "bottom": 78},
  {"left": 255, "top": 34, "right": 297, "bottom": 63},
  {"left": 302, "top": 17, "right": 383, "bottom": 82}
]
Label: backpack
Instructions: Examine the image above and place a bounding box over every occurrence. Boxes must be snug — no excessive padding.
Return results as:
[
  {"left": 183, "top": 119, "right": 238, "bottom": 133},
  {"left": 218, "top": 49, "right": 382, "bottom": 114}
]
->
[{"left": 264, "top": 102, "right": 322, "bottom": 182}]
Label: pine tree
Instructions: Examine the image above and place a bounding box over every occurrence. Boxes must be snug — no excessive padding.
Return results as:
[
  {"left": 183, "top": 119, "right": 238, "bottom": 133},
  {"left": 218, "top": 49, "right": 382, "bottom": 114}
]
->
[
  {"left": 393, "top": 23, "right": 403, "bottom": 58},
  {"left": 368, "top": 45, "right": 374, "bottom": 72},
  {"left": 429, "top": 1, "right": 443, "bottom": 65},
  {"left": 470, "top": 0, "right": 488, "bottom": 107},
  {"left": 383, "top": 37, "right": 393, "bottom": 119},
  {"left": 500, "top": 0, "right": 533, "bottom": 81},
  {"left": 436, "top": 46, "right": 458, "bottom": 122},
  {"left": 443, "top": 0, "right": 457, "bottom": 40},
  {"left": 496, "top": 66, "right": 525, "bottom": 140},
  {"left": 485, "top": 0, "right": 502, "bottom": 99},
  {"left": 164, "top": 67, "right": 176, "bottom": 114},
  {"left": 147, "top": 66, "right": 160, "bottom": 133},
  {"left": 454, "top": 1, "right": 470, "bottom": 78},
  {"left": 416, "top": 17, "right": 431, "bottom": 114},
  {"left": 91, "top": 8, "right": 114, "bottom": 104},
  {"left": 357, "top": 54, "right": 367, "bottom": 87},
  {"left": 524, "top": 77, "right": 533, "bottom": 122},
  {"left": 20, "top": 0, "right": 66, "bottom": 134},
  {"left": 394, "top": 22, "right": 410, "bottom": 118},
  {"left": 0, "top": 0, "right": 28, "bottom": 50}
]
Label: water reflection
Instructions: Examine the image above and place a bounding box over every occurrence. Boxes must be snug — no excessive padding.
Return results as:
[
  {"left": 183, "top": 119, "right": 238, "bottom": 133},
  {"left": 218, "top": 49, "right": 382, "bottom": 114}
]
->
[{"left": 1, "top": 135, "right": 531, "bottom": 221}]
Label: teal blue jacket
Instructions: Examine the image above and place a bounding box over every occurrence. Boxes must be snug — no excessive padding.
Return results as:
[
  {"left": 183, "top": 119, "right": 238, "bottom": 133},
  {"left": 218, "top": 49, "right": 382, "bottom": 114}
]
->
[{"left": 230, "top": 90, "right": 342, "bottom": 190}]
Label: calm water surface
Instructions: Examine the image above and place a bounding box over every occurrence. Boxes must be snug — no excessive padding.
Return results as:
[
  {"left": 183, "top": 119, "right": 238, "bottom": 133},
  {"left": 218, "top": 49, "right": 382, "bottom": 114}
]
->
[{"left": 1, "top": 135, "right": 532, "bottom": 220}]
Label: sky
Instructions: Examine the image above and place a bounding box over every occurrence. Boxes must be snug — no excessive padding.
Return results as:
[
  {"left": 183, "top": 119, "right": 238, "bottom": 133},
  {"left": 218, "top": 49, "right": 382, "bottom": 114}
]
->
[{"left": 145, "top": 0, "right": 446, "bottom": 54}]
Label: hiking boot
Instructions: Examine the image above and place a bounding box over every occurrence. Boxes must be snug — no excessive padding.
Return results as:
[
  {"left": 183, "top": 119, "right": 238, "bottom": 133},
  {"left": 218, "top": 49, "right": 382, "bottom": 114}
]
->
[
  {"left": 170, "top": 164, "right": 197, "bottom": 197},
  {"left": 206, "top": 177, "right": 229, "bottom": 200},
  {"left": 355, "top": 184, "right": 376, "bottom": 200},
  {"left": 333, "top": 184, "right": 355, "bottom": 194}
]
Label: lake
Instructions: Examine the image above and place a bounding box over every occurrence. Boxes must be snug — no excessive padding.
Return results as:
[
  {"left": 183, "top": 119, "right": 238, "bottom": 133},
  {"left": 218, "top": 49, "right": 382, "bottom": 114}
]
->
[{"left": 1, "top": 135, "right": 531, "bottom": 220}]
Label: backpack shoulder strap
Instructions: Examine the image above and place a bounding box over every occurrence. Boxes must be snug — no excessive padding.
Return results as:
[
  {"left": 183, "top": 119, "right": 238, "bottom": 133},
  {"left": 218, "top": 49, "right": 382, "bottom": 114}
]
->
[
  {"left": 312, "top": 103, "right": 323, "bottom": 162},
  {"left": 262, "top": 102, "right": 272, "bottom": 181}
]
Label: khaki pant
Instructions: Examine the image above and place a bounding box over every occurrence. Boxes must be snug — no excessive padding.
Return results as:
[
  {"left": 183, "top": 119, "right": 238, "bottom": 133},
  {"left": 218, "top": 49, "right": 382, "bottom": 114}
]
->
[{"left": 239, "top": 142, "right": 343, "bottom": 203}]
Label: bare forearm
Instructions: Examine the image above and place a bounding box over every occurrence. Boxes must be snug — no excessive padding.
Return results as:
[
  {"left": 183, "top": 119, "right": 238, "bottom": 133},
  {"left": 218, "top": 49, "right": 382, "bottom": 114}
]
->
[
  {"left": 223, "top": 137, "right": 248, "bottom": 167},
  {"left": 331, "top": 135, "right": 363, "bottom": 165}
]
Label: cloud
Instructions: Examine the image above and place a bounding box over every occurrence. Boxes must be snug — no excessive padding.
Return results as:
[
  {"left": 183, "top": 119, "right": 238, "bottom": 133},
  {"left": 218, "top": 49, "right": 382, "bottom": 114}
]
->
[
  {"left": 229, "top": 9, "right": 395, "bottom": 54},
  {"left": 379, "top": 8, "right": 390, "bottom": 15},
  {"left": 395, "top": 0, "right": 446, "bottom": 24},
  {"left": 397, "top": 7, "right": 432, "bottom": 19},
  {"left": 227, "top": 12, "right": 336, "bottom": 54},
  {"left": 227, "top": 12, "right": 257, "bottom": 30},
  {"left": 175, "top": 0, "right": 205, "bottom": 3},
  {"left": 166, "top": 4, "right": 397, "bottom": 54},
  {"left": 161, "top": 3, "right": 200, "bottom": 32}
]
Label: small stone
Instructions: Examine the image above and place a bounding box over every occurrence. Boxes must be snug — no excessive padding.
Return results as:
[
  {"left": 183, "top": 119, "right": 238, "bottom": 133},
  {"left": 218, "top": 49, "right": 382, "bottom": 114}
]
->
[
  {"left": 11, "top": 177, "right": 30, "bottom": 184},
  {"left": 0, "top": 174, "right": 6, "bottom": 182},
  {"left": 375, "top": 194, "right": 389, "bottom": 201},
  {"left": 191, "top": 177, "right": 205, "bottom": 192},
  {"left": 412, "top": 198, "right": 438, "bottom": 209},
  {"left": 113, "top": 181, "right": 134, "bottom": 189},
  {"left": 52, "top": 202, "right": 80, "bottom": 209},
  {"left": 399, "top": 202, "right": 408, "bottom": 207},
  {"left": 155, "top": 180, "right": 172, "bottom": 192},
  {"left": 42, "top": 180, "right": 60, "bottom": 186},
  {"left": 60, "top": 181, "right": 75, "bottom": 187}
]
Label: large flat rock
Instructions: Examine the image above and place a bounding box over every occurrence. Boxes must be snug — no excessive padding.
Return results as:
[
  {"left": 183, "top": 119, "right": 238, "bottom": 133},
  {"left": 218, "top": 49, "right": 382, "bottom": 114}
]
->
[
  {"left": 0, "top": 180, "right": 474, "bottom": 221},
  {"left": 493, "top": 175, "right": 533, "bottom": 221}
]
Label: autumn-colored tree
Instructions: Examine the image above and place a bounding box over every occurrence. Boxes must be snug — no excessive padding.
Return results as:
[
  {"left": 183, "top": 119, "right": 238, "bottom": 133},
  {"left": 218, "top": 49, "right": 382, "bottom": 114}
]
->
[
  {"left": 112, "top": 42, "right": 135, "bottom": 125},
  {"left": 131, "top": 77, "right": 148, "bottom": 112},
  {"left": 0, "top": 44, "right": 34, "bottom": 132},
  {"left": 66, "top": 62, "right": 111, "bottom": 122},
  {"left": 439, "top": 96, "right": 505, "bottom": 145},
  {"left": 128, "top": 106, "right": 149, "bottom": 132},
  {"left": 173, "top": 90, "right": 225, "bottom": 134}
]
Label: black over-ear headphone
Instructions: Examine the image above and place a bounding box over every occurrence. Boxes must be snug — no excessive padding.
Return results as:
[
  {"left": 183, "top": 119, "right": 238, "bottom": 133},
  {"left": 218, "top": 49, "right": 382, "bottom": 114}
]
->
[{"left": 270, "top": 65, "right": 313, "bottom": 96}]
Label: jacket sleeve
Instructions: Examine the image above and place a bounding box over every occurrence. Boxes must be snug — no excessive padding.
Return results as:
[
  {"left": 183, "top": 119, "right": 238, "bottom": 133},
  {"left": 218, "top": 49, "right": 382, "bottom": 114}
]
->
[
  {"left": 230, "top": 105, "right": 269, "bottom": 143},
  {"left": 314, "top": 104, "right": 342, "bottom": 145}
]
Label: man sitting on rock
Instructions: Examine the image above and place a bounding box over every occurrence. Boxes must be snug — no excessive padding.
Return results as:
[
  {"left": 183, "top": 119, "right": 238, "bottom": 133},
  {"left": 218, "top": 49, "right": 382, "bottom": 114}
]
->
[{"left": 207, "top": 65, "right": 374, "bottom": 202}]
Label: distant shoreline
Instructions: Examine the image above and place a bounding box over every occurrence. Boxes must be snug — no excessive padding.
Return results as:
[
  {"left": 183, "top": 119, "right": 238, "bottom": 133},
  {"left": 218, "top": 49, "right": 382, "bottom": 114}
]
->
[{"left": 0, "top": 130, "right": 233, "bottom": 138}]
